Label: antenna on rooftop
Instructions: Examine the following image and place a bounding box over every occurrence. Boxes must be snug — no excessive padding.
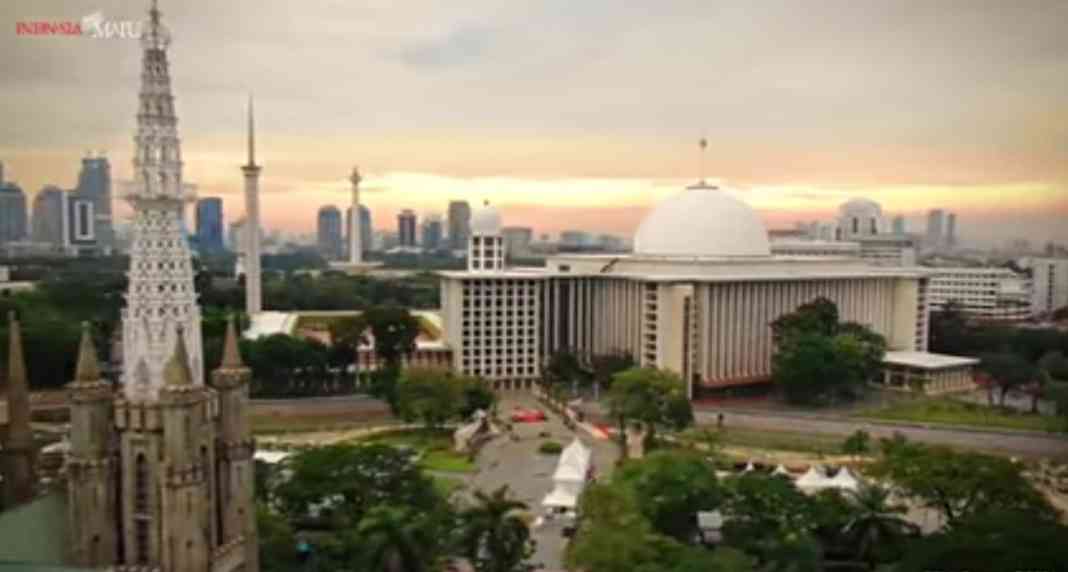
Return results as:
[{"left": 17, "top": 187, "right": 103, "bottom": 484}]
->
[{"left": 698, "top": 136, "right": 708, "bottom": 186}]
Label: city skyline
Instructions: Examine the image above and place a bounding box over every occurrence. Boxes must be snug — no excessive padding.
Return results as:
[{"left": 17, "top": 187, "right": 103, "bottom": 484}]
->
[{"left": 1, "top": 0, "right": 1066, "bottom": 247}]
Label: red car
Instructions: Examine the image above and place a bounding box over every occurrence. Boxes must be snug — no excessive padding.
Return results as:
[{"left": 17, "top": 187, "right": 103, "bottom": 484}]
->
[{"left": 510, "top": 407, "right": 547, "bottom": 422}]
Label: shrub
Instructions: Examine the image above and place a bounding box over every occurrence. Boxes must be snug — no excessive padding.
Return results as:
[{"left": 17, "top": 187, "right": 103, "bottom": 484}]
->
[{"left": 538, "top": 441, "right": 563, "bottom": 455}]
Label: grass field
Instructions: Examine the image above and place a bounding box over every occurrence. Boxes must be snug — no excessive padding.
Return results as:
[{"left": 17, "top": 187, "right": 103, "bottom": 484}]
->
[
  {"left": 362, "top": 428, "right": 477, "bottom": 473},
  {"left": 855, "top": 398, "right": 1062, "bottom": 433},
  {"left": 713, "top": 427, "right": 845, "bottom": 455}
]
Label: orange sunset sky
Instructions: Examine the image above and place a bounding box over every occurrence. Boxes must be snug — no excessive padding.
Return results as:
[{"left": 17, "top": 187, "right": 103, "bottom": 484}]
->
[{"left": 2, "top": 0, "right": 1066, "bottom": 246}]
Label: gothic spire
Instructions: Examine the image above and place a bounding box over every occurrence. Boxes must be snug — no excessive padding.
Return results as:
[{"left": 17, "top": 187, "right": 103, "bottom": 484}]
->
[
  {"left": 220, "top": 315, "right": 244, "bottom": 369},
  {"left": 74, "top": 322, "right": 102, "bottom": 383},
  {"left": 163, "top": 330, "right": 193, "bottom": 387}
]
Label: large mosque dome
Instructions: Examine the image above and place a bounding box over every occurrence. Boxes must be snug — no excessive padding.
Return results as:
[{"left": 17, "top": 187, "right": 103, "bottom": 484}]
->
[{"left": 633, "top": 183, "right": 771, "bottom": 258}]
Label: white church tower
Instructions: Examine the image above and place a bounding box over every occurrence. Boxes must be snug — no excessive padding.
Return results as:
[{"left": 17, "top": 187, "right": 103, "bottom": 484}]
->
[{"left": 120, "top": 0, "right": 203, "bottom": 401}]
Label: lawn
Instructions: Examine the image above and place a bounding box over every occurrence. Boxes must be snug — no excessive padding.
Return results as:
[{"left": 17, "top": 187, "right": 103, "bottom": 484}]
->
[
  {"left": 361, "top": 428, "right": 477, "bottom": 473},
  {"left": 855, "top": 397, "right": 1062, "bottom": 433},
  {"left": 713, "top": 427, "right": 844, "bottom": 455}
]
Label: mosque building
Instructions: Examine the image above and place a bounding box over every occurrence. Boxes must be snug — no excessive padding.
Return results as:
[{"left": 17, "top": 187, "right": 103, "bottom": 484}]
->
[{"left": 439, "top": 182, "right": 975, "bottom": 397}]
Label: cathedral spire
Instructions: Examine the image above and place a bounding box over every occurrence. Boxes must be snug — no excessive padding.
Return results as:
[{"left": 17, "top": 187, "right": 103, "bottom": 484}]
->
[
  {"left": 163, "top": 328, "right": 193, "bottom": 387},
  {"left": 74, "top": 322, "right": 102, "bottom": 383},
  {"left": 221, "top": 315, "right": 244, "bottom": 369}
]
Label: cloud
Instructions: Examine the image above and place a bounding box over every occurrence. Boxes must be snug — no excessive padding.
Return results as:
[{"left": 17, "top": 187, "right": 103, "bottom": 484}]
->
[{"left": 393, "top": 24, "right": 494, "bottom": 69}]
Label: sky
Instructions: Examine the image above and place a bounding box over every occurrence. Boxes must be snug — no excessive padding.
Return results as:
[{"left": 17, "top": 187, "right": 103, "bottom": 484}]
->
[{"left": 1, "top": 0, "right": 1067, "bottom": 247}]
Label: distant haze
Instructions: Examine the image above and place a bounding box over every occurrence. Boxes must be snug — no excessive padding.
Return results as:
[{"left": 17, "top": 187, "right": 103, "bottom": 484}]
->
[{"left": 1, "top": 0, "right": 1066, "bottom": 247}]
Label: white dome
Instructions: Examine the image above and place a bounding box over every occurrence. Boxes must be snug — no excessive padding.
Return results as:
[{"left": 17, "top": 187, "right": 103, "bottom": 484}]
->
[
  {"left": 839, "top": 197, "right": 883, "bottom": 217},
  {"left": 470, "top": 201, "right": 501, "bottom": 236},
  {"left": 634, "top": 183, "right": 770, "bottom": 257}
]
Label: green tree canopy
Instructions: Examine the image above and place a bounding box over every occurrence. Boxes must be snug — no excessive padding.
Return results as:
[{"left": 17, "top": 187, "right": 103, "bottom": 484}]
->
[
  {"left": 607, "top": 367, "right": 694, "bottom": 449},
  {"left": 616, "top": 451, "right": 723, "bottom": 542},
  {"left": 457, "top": 486, "right": 533, "bottom": 572}
]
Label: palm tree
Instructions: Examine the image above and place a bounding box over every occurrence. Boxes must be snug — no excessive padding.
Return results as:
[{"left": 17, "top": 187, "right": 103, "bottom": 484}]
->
[
  {"left": 842, "top": 485, "right": 918, "bottom": 570},
  {"left": 358, "top": 505, "right": 434, "bottom": 572},
  {"left": 458, "top": 486, "right": 533, "bottom": 572}
]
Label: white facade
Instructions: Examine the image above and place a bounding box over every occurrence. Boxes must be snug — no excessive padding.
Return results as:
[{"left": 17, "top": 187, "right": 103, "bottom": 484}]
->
[
  {"left": 836, "top": 198, "right": 887, "bottom": 240},
  {"left": 440, "top": 185, "right": 931, "bottom": 394},
  {"left": 1024, "top": 257, "right": 1068, "bottom": 317},
  {"left": 927, "top": 267, "right": 1032, "bottom": 322}
]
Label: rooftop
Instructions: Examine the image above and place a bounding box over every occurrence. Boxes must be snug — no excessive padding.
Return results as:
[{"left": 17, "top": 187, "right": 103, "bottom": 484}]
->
[{"left": 883, "top": 351, "right": 980, "bottom": 370}]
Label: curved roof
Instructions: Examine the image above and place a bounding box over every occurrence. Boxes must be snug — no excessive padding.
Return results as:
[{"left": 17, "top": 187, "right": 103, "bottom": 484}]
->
[
  {"left": 839, "top": 197, "right": 883, "bottom": 216},
  {"left": 471, "top": 201, "right": 501, "bottom": 236},
  {"left": 634, "top": 183, "right": 770, "bottom": 257}
]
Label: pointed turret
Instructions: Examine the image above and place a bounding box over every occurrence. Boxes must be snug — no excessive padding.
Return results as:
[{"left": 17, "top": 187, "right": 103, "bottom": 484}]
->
[
  {"left": 163, "top": 330, "right": 194, "bottom": 388},
  {"left": 74, "top": 322, "right": 102, "bottom": 383},
  {"left": 220, "top": 316, "right": 244, "bottom": 369},
  {"left": 2, "top": 311, "right": 36, "bottom": 507}
]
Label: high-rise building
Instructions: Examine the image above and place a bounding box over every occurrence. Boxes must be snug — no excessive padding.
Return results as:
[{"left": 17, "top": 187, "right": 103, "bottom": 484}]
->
[
  {"left": 892, "top": 215, "right": 906, "bottom": 234},
  {"left": 945, "top": 212, "right": 957, "bottom": 248},
  {"left": 317, "top": 205, "right": 343, "bottom": 259},
  {"left": 74, "top": 154, "right": 114, "bottom": 253},
  {"left": 502, "top": 226, "right": 533, "bottom": 258},
  {"left": 0, "top": 181, "right": 28, "bottom": 244},
  {"left": 344, "top": 204, "right": 373, "bottom": 257},
  {"left": 61, "top": 4, "right": 259, "bottom": 570},
  {"left": 560, "top": 230, "right": 592, "bottom": 249},
  {"left": 31, "top": 185, "right": 67, "bottom": 247},
  {"left": 926, "top": 209, "right": 945, "bottom": 249},
  {"left": 1025, "top": 257, "right": 1068, "bottom": 317},
  {"left": 422, "top": 215, "right": 443, "bottom": 251},
  {"left": 448, "top": 200, "right": 471, "bottom": 249},
  {"left": 195, "top": 197, "right": 224, "bottom": 252},
  {"left": 398, "top": 209, "right": 417, "bottom": 247}
]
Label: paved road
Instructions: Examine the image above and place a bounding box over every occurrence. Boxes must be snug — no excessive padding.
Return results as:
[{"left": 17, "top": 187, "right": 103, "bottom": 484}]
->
[
  {"left": 464, "top": 397, "right": 618, "bottom": 571},
  {"left": 695, "top": 408, "right": 1068, "bottom": 459}
]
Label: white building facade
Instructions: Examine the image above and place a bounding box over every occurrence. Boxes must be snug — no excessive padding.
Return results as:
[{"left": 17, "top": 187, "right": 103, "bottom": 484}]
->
[
  {"left": 1023, "top": 257, "right": 1068, "bottom": 317},
  {"left": 440, "top": 185, "right": 932, "bottom": 395},
  {"left": 926, "top": 267, "right": 1032, "bottom": 322}
]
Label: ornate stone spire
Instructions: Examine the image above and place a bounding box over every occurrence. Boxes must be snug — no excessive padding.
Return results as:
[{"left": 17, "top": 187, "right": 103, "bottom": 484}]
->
[
  {"left": 2, "top": 311, "right": 35, "bottom": 507},
  {"left": 163, "top": 329, "right": 193, "bottom": 387},
  {"left": 119, "top": 0, "right": 203, "bottom": 402},
  {"left": 220, "top": 316, "right": 244, "bottom": 368},
  {"left": 74, "top": 322, "right": 102, "bottom": 383}
]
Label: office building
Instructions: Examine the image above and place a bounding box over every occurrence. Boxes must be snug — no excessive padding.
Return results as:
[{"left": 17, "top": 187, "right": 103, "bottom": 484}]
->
[
  {"left": 448, "top": 200, "right": 471, "bottom": 249},
  {"left": 31, "top": 185, "right": 67, "bottom": 247},
  {"left": 945, "top": 212, "right": 957, "bottom": 248},
  {"left": 195, "top": 197, "right": 224, "bottom": 252},
  {"left": 1024, "top": 257, "right": 1068, "bottom": 317},
  {"left": 344, "top": 204, "right": 373, "bottom": 257},
  {"left": 777, "top": 198, "right": 916, "bottom": 266},
  {"left": 440, "top": 183, "right": 936, "bottom": 395},
  {"left": 892, "top": 215, "right": 906, "bottom": 235},
  {"left": 398, "top": 209, "right": 417, "bottom": 248},
  {"left": 926, "top": 209, "right": 945, "bottom": 250},
  {"left": 74, "top": 154, "right": 114, "bottom": 253},
  {"left": 502, "top": 226, "right": 533, "bottom": 259},
  {"left": 317, "top": 205, "right": 343, "bottom": 259},
  {"left": 927, "top": 267, "right": 1031, "bottom": 322},
  {"left": 0, "top": 181, "right": 28, "bottom": 244},
  {"left": 422, "top": 215, "right": 443, "bottom": 251}
]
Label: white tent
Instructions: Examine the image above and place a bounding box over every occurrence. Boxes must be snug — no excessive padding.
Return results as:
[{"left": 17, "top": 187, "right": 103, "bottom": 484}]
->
[
  {"left": 255, "top": 450, "right": 292, "bottom": 465},
  {"left": 543, "top": 439, "right": 592, "bottom": 509},
  {"left": 772, "top": 464, "right": 791, "bottom": 477},
  {"left": 742, "top": 461, "right": 755, "bottom": 473},
  {"left": 827, "top": 467, "right": 861, "bottom": 492},
  {"left": 795, "top": 466, "right": 832, "bottom": 491}
]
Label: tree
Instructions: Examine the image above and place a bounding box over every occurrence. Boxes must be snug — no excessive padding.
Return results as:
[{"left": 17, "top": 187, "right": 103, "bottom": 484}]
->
[
  {"left": 771, "top": 297, "right": 839, "bottom": 342},
  {"left": 1035, "top": 350, "right": 1068, "bottom": 413},
  {"left": 357, "top": 505, "right": 441, "bottom": 572},
  {"left": 542, "top": 349, "right": 589, "bottom": 393},
  {"left": 977, "top": 352, "right": 1035, "bottom": 405},
  {"left": 720, "top": 473, "right": 816, "bottom": 560},
  {"left": 456, "top": 375, "right": 496, "bottom": 419},
  {"left": 362, "top": 305, "right": 422, "bottom": 369},
  {"left": 257, "top": 505, "right": 299, "bottom": 572},
  {"left": 396, "top": 367, "right": 463, "bottom": 429},
  {"left": 870, "top": 438, "right": 1056, "bottom": 526},
  {"left": 566, "top": 482, "right": 659, "bottom": 572},
  {"left": 274, "top": 443, "right": 444, "bottom": 528},
  {"left": 616, "top": 451, "right": 722, "bottom": 542},
  {"left": 606, "top": 367, "right": 693, "bottom": 453},
  {"left": 329, "top": 316, "right": 366, "bottom": 386},
  {"left": 841, "top": 429, "right": 871, "bottom": 458},
  {"left": 457, "top": 486, "right": 533, "bottom": 572},
  {"left": 928, "top": 299, "right": 969, "bottom": 354},
  {"left": 840, "top": 485, "right": 917, "bottom": 569},
  {"left": 898, "top": 509, "right": 1068, "bottom": 572},
  {"left": 590, "top": 350, "right": 635, "bottom": 393}
]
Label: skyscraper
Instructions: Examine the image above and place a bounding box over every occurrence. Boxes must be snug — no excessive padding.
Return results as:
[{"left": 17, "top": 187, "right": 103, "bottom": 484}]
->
[
  {"left": 195, "top": 197, "right": 224, "bottom": 252},
  {"left": 448, "top": 200, "right": 471, "bottom": 249},
  {"left": 422, "top": 215, "right": 443, "bottom": 251},
  {"left": 344, "top": 204, "right": 373, "bottom": 257},
  {"left": 31, "top": 185, "right": 67, "bottom": 247},
  {"left": 62, "top": 3, "right": 259, "bottom": 569},
  {"left": 926, "top": 209, "right": 945, "bottom": 249},
  {"left": 946, "top": 212, "right": 957, "bottom": 248},
  {"left": 398, "top": 209, "right": 417, "bottom": 247},
  {"left": 74, "top": 154, "right": 114, "bottom": 253},
  {"left": 0, "top": 181, "right": 28, "bottom": 244},
  {"left": 317, "top": 205, "right": 343, "bottom": 259}
]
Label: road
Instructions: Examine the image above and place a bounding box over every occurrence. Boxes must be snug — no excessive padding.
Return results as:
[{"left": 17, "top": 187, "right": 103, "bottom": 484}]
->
[{"left": 695, "top": 408, "right": 1068, "bottom": 459}]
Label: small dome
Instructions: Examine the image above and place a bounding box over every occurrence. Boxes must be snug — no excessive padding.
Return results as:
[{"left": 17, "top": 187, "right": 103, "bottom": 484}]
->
[
  {"left": 634, "top": 183, "right": 770, "bottom": 257},
  {"left": 470, "top": 201, "right": 501, "bottom": 236},
  {"left": 839, "top": 198, "right": 883, "bottom": 217}
]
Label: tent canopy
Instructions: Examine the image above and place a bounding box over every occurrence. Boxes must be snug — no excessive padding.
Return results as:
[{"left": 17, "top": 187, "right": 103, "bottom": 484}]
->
[
  {"left": 552, "top": 438, "right": 591, "bottom": 483},
  {"left": 828, "top": 467, "right": 861, "bottom": 491},
  {"left": 795, "top": 466, "right": 832, "bottom": 490}
]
